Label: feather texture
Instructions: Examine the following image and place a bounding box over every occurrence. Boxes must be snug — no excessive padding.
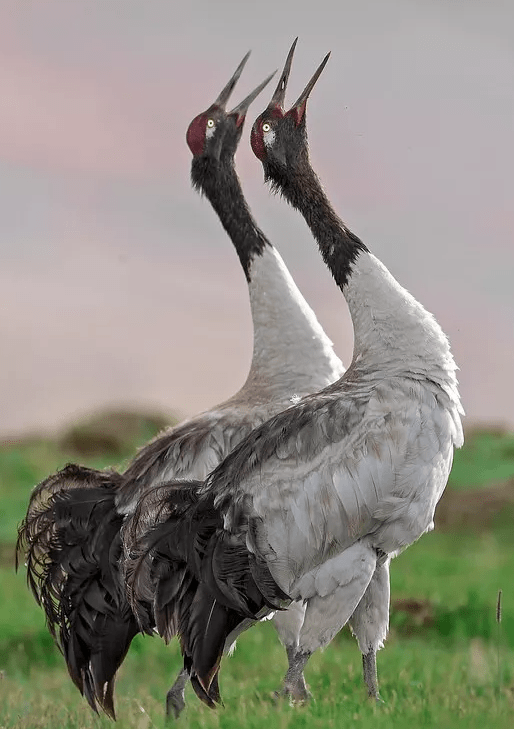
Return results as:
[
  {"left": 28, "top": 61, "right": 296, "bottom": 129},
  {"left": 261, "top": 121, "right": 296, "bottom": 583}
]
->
[
  {"left": 16, "top": 465, "right": 136, "bottom": 718},
  {"left": 15, "top": 56, "right": 346, "bottom": 718},
  {"left": 128, "top": 482, "right": 290, "bottom": 697},
  {"left": 127, "top": 50, "right": 464, "bottom": 706}
]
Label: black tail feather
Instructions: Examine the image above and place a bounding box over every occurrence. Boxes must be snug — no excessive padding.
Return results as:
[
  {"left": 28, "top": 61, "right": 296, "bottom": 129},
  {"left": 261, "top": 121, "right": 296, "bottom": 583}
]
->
[
  {"left": 16, "top": 464, "right": 141, "bottom": 718},
  {"left": 126, "top": 481, "right": 205, "bottom": 635},
  {"left": 181, "top": 582, "right": 248, "bottom": 699},
  {"left": 127, "top": 482, "right": 291, "bottom": 706},
  {"left": 190, "top": 668, "right": 221, "bottom": 708}
]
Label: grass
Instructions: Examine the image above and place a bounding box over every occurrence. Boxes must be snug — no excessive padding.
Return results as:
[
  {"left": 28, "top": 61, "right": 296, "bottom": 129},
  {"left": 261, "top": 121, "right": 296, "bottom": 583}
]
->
[
  {"left": 1, "top": 416, "right": 514, "bottom": 728},
  {"left": 448, "top": 426, "right": 514, "bottom": 490},
  {"left": 1, "top": 629, "right": 513, "bottom": 728}
]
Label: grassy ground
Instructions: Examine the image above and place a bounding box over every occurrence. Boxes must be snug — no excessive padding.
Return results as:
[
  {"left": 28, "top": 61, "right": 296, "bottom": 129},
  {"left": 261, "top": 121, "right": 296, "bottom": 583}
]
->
[{"left": 1, "top": 416, "right": 514, "bottom": 728}]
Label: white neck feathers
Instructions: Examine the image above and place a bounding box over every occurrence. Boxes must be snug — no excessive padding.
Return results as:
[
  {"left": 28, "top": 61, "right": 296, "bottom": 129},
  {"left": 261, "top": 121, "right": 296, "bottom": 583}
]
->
[
  {"left": 344, "top": 252, "right": 462, "bottom": 411},
  {"left": 240, "top": 246, "right": 344, "bottom": 401}
]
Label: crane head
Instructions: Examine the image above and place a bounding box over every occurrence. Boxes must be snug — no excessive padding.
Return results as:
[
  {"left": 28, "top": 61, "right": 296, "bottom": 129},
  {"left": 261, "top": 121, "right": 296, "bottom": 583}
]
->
[
  {"left": 186, "top": 52, "right": 275, "bottom": 163},
  {"left": 250, "top": 39, "right": 330, "bottom": 175}
]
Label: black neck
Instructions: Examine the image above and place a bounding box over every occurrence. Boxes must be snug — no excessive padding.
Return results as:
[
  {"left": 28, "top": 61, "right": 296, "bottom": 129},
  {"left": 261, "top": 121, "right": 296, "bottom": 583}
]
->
[
  {"left": 265, "top": 155, "right": 368, "bottom": 290},
  {"left": 191, "top": 156, "right": 270, "bottom": 282}
]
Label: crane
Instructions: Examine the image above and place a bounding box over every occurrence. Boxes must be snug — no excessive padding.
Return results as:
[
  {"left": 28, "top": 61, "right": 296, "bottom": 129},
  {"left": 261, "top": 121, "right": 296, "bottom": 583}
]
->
[
  {"left": 16, "top": 52, "right": 344, "bottom": 720},
  {"left": 128, "top": 42, "right": 463, "bottom": 708}
]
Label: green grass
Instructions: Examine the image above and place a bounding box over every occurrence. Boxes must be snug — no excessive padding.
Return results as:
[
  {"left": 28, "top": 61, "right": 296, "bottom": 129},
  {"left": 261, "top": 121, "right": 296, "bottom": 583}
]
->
[
  {"left": 449, "top": 427, "right": 514, "bottom": 489},
  {"left": 1, "top": 422, "right": 514, "bottom": 728},
  {"left": 1, "top": 627, "right": 513, "bottom": 728}
]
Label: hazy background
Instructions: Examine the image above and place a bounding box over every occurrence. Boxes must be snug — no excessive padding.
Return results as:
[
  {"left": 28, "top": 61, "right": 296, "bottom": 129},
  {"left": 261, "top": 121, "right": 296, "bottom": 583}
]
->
[{"left": 1, "top": 0, "right": 513, "bottom": 438}]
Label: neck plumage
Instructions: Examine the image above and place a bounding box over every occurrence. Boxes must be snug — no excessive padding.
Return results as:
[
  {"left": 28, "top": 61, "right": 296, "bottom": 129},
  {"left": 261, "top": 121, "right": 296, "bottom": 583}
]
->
[
  {"left": 268, "top": 158, "right": 462, "bottom": 405},
  {"left": 192, "top": 155, "right": 343, "bottom": 401},
  {"left": 267, "top": 160, "right": 367, "bottom": 291},
  {"left": 192, "top": 156, "right": 268, "bottom": 281}
]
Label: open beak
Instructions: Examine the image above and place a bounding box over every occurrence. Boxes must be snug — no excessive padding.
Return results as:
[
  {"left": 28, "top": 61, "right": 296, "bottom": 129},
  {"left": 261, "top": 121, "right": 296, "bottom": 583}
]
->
[
  {"left": 212, "top": 51, "right": 251, "bottom": 109},
  {"left": 229, "top": 70, "right": 277, "bottom": 127},
  {"left": 288, "top": 52, "right": 330, "bottom": 125},
  {"left": 267, "top": 37, "right": 298, "bottom": 111},
  {"left": 211, "top": 52, "right": 276, "bottom": 127}
]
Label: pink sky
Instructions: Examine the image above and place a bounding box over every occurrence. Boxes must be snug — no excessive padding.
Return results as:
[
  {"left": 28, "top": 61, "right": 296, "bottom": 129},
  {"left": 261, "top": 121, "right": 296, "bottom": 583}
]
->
[{"left": 1, "top": 0, "right": 513, "bottom": 436}]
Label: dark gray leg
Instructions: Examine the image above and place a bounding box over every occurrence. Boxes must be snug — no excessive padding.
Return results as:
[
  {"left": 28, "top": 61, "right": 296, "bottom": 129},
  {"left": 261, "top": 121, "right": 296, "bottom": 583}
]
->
[
  {"left": 279, "top": 649, "right": 312, "bottom": 703},
  {"left": 362, "top": 650, "right": 382, "bottom": 701},
  {"left": 348, "top": 554, "right": 390, "bottom": 703},
  {"left": 272, "top": 600, "right": 309, "bottom": 701},
  {"left": 166, "top": 668, "right": 189, "bottom": 720}
]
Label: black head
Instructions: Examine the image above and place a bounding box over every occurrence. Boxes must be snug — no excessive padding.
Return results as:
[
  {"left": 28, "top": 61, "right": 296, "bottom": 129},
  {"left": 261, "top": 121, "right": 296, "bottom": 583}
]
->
[
  {"left": 250, "top": 39, "right": 330, "bottom": 179},
  {"left": 186, "top": 52, "right": 275, "bottom": 169}
]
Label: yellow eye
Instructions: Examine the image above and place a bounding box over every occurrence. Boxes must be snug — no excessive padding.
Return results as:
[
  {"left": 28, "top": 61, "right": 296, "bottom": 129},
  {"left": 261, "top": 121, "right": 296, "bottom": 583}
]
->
[
  {"left": 207, "top": 119, "right": 215, "bottom": 128},
  {"left": 262, "top": 122, "right": 271, "bottom": 132}
]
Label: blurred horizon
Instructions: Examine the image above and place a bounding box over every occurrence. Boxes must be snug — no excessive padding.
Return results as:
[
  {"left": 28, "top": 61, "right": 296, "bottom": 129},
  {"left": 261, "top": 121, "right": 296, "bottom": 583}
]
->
[{"left": 1, "top": 0, "right": 513, "bottom": 438}]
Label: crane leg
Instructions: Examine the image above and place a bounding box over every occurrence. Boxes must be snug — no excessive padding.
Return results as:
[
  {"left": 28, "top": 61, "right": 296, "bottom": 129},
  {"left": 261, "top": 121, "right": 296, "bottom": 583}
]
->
[
  {"left": 272, "top": 601, "right": 310, "bottom": 701},
  {"left": 362, "top": 650, "right": 381, "bottom": 701},
  {"left": 348, "top": 553, "right": 390, "bottom": 702},
  {"left": 280, "top": 648, "right": 312, "bottom": 703},
  {"left": 166, "top": 668, "right": 189, "bottom": 720},
  {"left": 292, "top": 541, "right": 377, "bottom": 701}
]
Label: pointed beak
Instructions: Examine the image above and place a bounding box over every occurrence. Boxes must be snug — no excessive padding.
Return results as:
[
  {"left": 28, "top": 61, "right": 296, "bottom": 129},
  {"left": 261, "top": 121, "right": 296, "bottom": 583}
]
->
[
  {"left": 267, "top": 37, "right": 298, "bottom": 111},
  {"left": 213, "top": 51, "right": 251, "bottom": 109},
  {"left": 288, "top": 52, "right": 330, "bottom": 125},
  {"left": 229, "top": 70, "right": 277, "bottom": 127}
]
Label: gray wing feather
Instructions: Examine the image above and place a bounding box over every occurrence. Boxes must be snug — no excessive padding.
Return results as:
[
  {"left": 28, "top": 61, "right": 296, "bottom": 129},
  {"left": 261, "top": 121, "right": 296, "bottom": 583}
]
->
[
  {"left": 211, "top": 379, "right": 459, "bottom": 593},
  {"left": 117, "top": 409, "right": 271, "bottom": 516}
]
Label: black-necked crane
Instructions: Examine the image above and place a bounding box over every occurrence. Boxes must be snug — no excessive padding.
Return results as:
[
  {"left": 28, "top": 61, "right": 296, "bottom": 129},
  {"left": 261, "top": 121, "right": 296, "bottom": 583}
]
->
[
  {"left": 16, "top": 52, "right": 344, "bottom": 720},
  {"left": 128, "top": 42, "right": 463, "bottom": 708}
]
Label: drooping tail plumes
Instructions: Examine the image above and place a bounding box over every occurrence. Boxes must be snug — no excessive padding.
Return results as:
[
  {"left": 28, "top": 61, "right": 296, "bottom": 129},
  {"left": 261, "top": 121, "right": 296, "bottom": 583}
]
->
[
  {"left": 127, "top": 481, "right": 290, "bottom": 705},
  {"left": 126, "top": 481, "right": 215, "bottom": 639},
  {"left": 16, "top": 464, "right": 140, "bottom": 719}
]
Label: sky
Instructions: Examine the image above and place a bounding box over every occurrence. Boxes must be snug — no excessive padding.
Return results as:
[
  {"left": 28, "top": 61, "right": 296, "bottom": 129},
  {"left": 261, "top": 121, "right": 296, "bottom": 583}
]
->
[{"left": 0, "top": 0, "right": 513, "bottom": 437}]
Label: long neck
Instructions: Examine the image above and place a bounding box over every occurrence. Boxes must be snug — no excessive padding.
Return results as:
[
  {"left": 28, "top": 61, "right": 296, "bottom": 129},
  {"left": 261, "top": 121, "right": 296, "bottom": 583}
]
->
[
  {"left": 270, "top": 158, "right": 462, "bottom": 402},
  {"left": 192, "top": 155, "right": 343, "bottom": 401},
  {"left": 267, "top": 161, "right": 368, "bottom": 291},
  {"left": 192, "top": 156, "right": 268, "bottom": 281},
  {"left": 242, "top": 246, "right": 343, "bottom": 401}
]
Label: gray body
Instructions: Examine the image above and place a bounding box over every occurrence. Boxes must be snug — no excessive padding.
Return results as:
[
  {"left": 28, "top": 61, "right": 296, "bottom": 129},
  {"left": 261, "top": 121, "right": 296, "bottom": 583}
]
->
[
  {"left": 118, "top": 244, "right": 343, "bottom": 523},
  {"left": 212, "top": 251, "right": 463, "bottom": 693},
  {"left": 121, "top": 244, "right": 343, "bottom": 716}
]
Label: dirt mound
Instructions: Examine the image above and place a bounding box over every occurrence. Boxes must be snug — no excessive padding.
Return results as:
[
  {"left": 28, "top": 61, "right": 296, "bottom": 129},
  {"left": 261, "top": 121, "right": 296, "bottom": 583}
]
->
[
  {"left": 392, "top": 597, "right": 435, "bottom": 630},
  {"left": 59, "top": 408, "right": 176, "bottom": 457},
  {"left": 436, "top": 479, "right": 514, "bottom": 530}
]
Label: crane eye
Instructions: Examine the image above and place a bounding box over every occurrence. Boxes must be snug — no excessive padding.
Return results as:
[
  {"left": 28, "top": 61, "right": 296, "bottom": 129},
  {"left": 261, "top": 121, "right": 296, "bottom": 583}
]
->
[
  {"left": 207, "top": 119, "right": 215, "bottom": 128},
  {"left": 262, "top": 122, "right": 271, "bottom": 132}
]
